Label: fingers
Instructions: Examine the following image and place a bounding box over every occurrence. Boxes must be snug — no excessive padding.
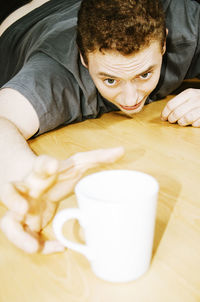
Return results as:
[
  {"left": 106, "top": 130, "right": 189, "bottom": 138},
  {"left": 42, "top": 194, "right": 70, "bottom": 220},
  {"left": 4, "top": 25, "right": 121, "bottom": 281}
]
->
[
  {"left": 60, "top": 146, "right": 125, "bottom": 176},
  {"left": 33, "top": 155, "right": 59, "bottom": 177},
  {"left": 161, "top": 89, "right": 195, "bottom": 121},
  {"left": 177, "top": 107, "right": 200, "bottom": 126},
  {"left": 44, "top": 172, "right": 82, "bottom": 202},
  {"left": 1, "top": 211, "right": 39, "bottom": 253},
  {"left": 0, "top": 155, "right": 59, "bottom": 214},
  {"left": 1, "top": 211, "right": 65, "bottom": 254},
  {"left": 90, "top": 146, "right": 125, "bottom": 164},
  {"left": 192, "top": 118, "right": 200, "bottom": 127},
  {"left": 45, "top": 147, "right": 125, "bottom": 202},
  {"left": 39, "top": 201, "right": 57, "bottom": 229},
  {"left": 41, "top": 240, "right": 65, "bottom": 254},
  {"left": 164, "top": 99, "right": 198, "bottom": 124},
  {"left": 0, "top": 149, "right": 124, "bottom": 253},
  {"left": 161, "top": 89, "right": 200, "bottom": 126},
  {"left": 0, "top": 183, "right": 28, "bottom": 216},
  {"left": 25, "top": 155, "right": 59, "bottom": 198}
]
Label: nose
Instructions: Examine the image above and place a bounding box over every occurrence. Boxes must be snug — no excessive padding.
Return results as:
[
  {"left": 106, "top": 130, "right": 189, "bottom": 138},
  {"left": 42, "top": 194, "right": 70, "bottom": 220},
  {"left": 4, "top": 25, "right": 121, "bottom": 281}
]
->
[{"left": 119, "top": 82, "right": 139, "bottom": 106}]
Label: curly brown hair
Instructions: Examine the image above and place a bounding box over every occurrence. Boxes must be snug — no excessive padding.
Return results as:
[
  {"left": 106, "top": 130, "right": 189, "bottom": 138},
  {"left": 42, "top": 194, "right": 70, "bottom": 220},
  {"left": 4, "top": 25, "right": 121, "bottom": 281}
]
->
[{"left": 77, "top": 0, "right": 166, "bottom": 65}]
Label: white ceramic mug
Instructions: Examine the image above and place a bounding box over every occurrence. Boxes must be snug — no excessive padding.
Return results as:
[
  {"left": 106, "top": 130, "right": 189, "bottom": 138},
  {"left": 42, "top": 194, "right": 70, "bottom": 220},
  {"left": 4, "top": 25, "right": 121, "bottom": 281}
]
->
[{"left": 53, "top": 170, "right": 159, "bottom": 283}]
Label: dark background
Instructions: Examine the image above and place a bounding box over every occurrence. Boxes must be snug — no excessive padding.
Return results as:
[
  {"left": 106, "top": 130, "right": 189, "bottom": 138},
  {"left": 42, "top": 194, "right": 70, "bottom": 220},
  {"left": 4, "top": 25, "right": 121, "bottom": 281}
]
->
[{"left": 1, "top": 0, "right": 32, "bottom": 24}]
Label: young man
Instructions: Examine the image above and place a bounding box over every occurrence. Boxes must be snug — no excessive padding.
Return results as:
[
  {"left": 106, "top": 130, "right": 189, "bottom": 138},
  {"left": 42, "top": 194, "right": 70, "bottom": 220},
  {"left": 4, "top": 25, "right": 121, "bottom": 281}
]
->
[{"left": 0, "top": 0, "right": 199, "bottom": 253}]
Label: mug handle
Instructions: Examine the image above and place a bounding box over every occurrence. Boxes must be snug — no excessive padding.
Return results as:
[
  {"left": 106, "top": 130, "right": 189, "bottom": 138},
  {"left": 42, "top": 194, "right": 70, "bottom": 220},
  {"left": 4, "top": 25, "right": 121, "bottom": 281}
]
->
[{"left": 53, "top": 209, "right": 93, "bottom": 260}]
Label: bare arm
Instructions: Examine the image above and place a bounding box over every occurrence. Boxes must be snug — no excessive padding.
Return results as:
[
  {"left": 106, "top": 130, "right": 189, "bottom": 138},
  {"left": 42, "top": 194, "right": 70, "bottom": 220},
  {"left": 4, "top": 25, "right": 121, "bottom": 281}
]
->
[
  {"left": 0, "top": 88, "right": 39, "bottom": 184},
  {"left": 0, "top": 88, "right": 124, "bottom": 253}
]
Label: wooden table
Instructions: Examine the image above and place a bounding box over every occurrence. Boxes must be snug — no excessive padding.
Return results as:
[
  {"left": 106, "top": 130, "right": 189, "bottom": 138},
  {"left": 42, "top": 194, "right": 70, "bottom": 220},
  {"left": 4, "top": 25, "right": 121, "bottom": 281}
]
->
[{"left": 0, "top": 95, "right": 200, "bottom": 302}]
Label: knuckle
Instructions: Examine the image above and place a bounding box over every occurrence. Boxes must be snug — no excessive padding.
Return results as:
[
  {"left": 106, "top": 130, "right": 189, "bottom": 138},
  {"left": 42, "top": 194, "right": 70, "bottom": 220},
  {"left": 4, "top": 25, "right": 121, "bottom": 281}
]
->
[
  {"left": 177, "top": 117, "right": 186, "bottom": 126},
  {"left": 186, "top": 88, "right": 193, "bottom": 94},
  {"left": 185, "top": 88, "right": 195, "bottom": 97},
  {"left": 192, "top": 119, "right": 200, "bottom": 127},
  {"left": 178, "top": 121, "right": 186, "bottom": 127},
  {"left": 1, "top": 212, "right": 39, "bottom": 253},
  {"left": 179, "top": 115, "right": 190, "bottom": 124},
  {"left": 166, "top": 102, "right": 174, "bottom": 112},
  {"left": 184, "top": 110, "right": 200, "bottom": 124},
  {"left": 23, "top": 238, "right": 39, "bottom": 254},
  {"left": 1, "top": 211, "right": 20, "bottom": 233},
  {"left": 172, "top": 111, "right": 179, "bottom": 119},
  {"left": 168, "top": 111, "right": 178, "bottom": 121},
  {"left": 36, "top": 154, "right": 58, "bottom": 169},
  {"left": 185, "top": 112, "right": 194, "bottom": 123}
]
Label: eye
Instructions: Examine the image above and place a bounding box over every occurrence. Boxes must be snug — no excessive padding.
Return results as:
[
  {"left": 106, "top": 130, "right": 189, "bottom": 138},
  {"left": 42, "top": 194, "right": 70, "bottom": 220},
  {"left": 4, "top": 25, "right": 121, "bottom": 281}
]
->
[
  {"left": 104, "top": 78, "right": 117, "bottom": 86},
  {"left": 139, "top": 72, "right": 152, "bottom": 80}
]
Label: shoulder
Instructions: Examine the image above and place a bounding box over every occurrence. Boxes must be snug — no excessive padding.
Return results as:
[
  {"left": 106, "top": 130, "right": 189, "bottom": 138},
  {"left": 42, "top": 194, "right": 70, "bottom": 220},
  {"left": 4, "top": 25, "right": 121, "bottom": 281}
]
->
[{"left": 164, "top": 0, "right": 200, "bottom": 47}]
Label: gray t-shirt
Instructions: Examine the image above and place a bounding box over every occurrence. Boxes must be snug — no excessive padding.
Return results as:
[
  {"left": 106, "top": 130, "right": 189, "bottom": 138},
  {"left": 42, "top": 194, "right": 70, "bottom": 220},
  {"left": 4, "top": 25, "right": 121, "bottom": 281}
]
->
[
  {"left": 0, "top": 0, "right": 200, "bottom": 134},
  {"left": 0, "top": 0, "right": 118, "bottom": 135},
  {"left": 149, "top": 0, "right": 200, "bottom": 101}
]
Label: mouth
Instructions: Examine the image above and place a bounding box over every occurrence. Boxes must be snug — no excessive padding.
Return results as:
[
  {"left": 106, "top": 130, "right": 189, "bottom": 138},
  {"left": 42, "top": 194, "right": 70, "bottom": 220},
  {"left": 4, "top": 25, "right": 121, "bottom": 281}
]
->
[{"left": 119, "top": 100, "right": 143, "bottom": 111}]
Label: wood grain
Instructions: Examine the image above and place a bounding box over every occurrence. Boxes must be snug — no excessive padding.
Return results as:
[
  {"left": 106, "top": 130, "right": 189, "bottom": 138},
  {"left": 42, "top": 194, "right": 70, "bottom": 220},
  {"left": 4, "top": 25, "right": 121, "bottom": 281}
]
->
[{"left": 1, "top": 94, "right": 200, "bottom": 301}]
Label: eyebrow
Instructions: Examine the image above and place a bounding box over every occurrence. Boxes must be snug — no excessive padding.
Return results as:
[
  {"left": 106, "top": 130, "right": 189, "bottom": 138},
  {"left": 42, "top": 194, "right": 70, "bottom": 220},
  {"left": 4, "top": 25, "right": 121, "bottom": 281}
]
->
[
  {"left": 97, "top": 65, "right": 157, "bottom": 79},
  {"left": 98, "top": 72, "right": 119, "bottom": 79}
]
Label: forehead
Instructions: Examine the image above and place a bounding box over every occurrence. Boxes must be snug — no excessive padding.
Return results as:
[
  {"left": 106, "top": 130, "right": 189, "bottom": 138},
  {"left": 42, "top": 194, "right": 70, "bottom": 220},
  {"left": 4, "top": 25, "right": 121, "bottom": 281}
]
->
[{"left": 87, "top": 41, "right": 162, "bottom": 77}]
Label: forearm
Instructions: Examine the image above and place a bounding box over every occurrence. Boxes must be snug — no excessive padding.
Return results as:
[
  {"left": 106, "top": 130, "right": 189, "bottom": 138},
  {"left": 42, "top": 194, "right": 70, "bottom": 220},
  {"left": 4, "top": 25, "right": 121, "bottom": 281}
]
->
[{"left": 0, "top": 117, "right": 36, "bottom": 185}]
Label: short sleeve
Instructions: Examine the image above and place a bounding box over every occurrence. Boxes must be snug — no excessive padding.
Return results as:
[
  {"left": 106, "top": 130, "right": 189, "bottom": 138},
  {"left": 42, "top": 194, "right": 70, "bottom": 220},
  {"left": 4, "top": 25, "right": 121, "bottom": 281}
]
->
[{"left": 2, "top": 52, "right": 83, "bottom": 135}]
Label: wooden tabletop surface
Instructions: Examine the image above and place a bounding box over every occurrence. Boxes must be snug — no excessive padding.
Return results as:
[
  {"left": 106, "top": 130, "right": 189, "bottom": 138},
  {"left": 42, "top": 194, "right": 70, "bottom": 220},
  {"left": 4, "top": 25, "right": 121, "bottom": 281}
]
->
[{"left": 0, "top": 93, "right": 200, "bottom": 302}]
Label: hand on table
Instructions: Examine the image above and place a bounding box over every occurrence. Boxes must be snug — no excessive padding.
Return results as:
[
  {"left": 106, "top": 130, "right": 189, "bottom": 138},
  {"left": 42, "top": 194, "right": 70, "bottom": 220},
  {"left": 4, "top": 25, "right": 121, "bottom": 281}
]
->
[
  {"left": 161, "top": 88, "right": 200, "bottom": 127},
  {"left": 0, "top": 147, "right": 124, "bottom": 254}
]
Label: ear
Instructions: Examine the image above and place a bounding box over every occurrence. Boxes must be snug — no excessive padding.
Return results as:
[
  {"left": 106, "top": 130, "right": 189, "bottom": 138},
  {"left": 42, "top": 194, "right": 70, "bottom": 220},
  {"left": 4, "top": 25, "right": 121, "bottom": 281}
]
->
[
  {"left": 80, "top": 53, "right": 88, "bottom": 68},
  {"left": 162, "top": 28, "right": 168, "bottom": 55}
]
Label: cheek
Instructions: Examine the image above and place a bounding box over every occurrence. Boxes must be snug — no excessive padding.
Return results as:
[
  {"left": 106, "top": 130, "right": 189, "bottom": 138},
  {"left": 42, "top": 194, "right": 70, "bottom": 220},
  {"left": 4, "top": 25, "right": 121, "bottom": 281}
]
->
[
  {"left": 141, "top": 74, "right": 160, "bottom": 94},
  {"left": 94, "top": 81, "right": 118, "bottom": 100},
  {"left": 150, "top": 74, "right": 161, "bottom": 90},
  {"left": 152, "top": 67, "right": 162, "bottom": 86},
  {"left": 147, "top": 79, "right": 158, "bottom": 91}
]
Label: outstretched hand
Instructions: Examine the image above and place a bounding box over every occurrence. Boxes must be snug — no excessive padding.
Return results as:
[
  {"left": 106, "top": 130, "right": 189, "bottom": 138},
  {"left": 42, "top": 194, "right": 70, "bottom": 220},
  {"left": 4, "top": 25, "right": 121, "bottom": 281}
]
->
[{"left": 0, "top": 147, "right": 124, "bottom": 254}]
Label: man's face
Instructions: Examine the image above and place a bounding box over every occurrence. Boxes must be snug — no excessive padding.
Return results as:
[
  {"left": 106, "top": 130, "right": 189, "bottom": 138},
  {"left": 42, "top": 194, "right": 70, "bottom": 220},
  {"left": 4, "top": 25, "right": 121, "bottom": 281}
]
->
[{"left": 83, "top": 41, "right": 164, "bottom": 116}]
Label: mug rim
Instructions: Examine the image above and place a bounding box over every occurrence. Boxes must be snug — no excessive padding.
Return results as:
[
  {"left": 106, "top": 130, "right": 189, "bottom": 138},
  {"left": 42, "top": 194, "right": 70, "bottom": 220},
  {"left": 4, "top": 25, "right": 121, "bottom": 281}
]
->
[{"left": 75, "top": 169, "right": 159, "bottom": 204}]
